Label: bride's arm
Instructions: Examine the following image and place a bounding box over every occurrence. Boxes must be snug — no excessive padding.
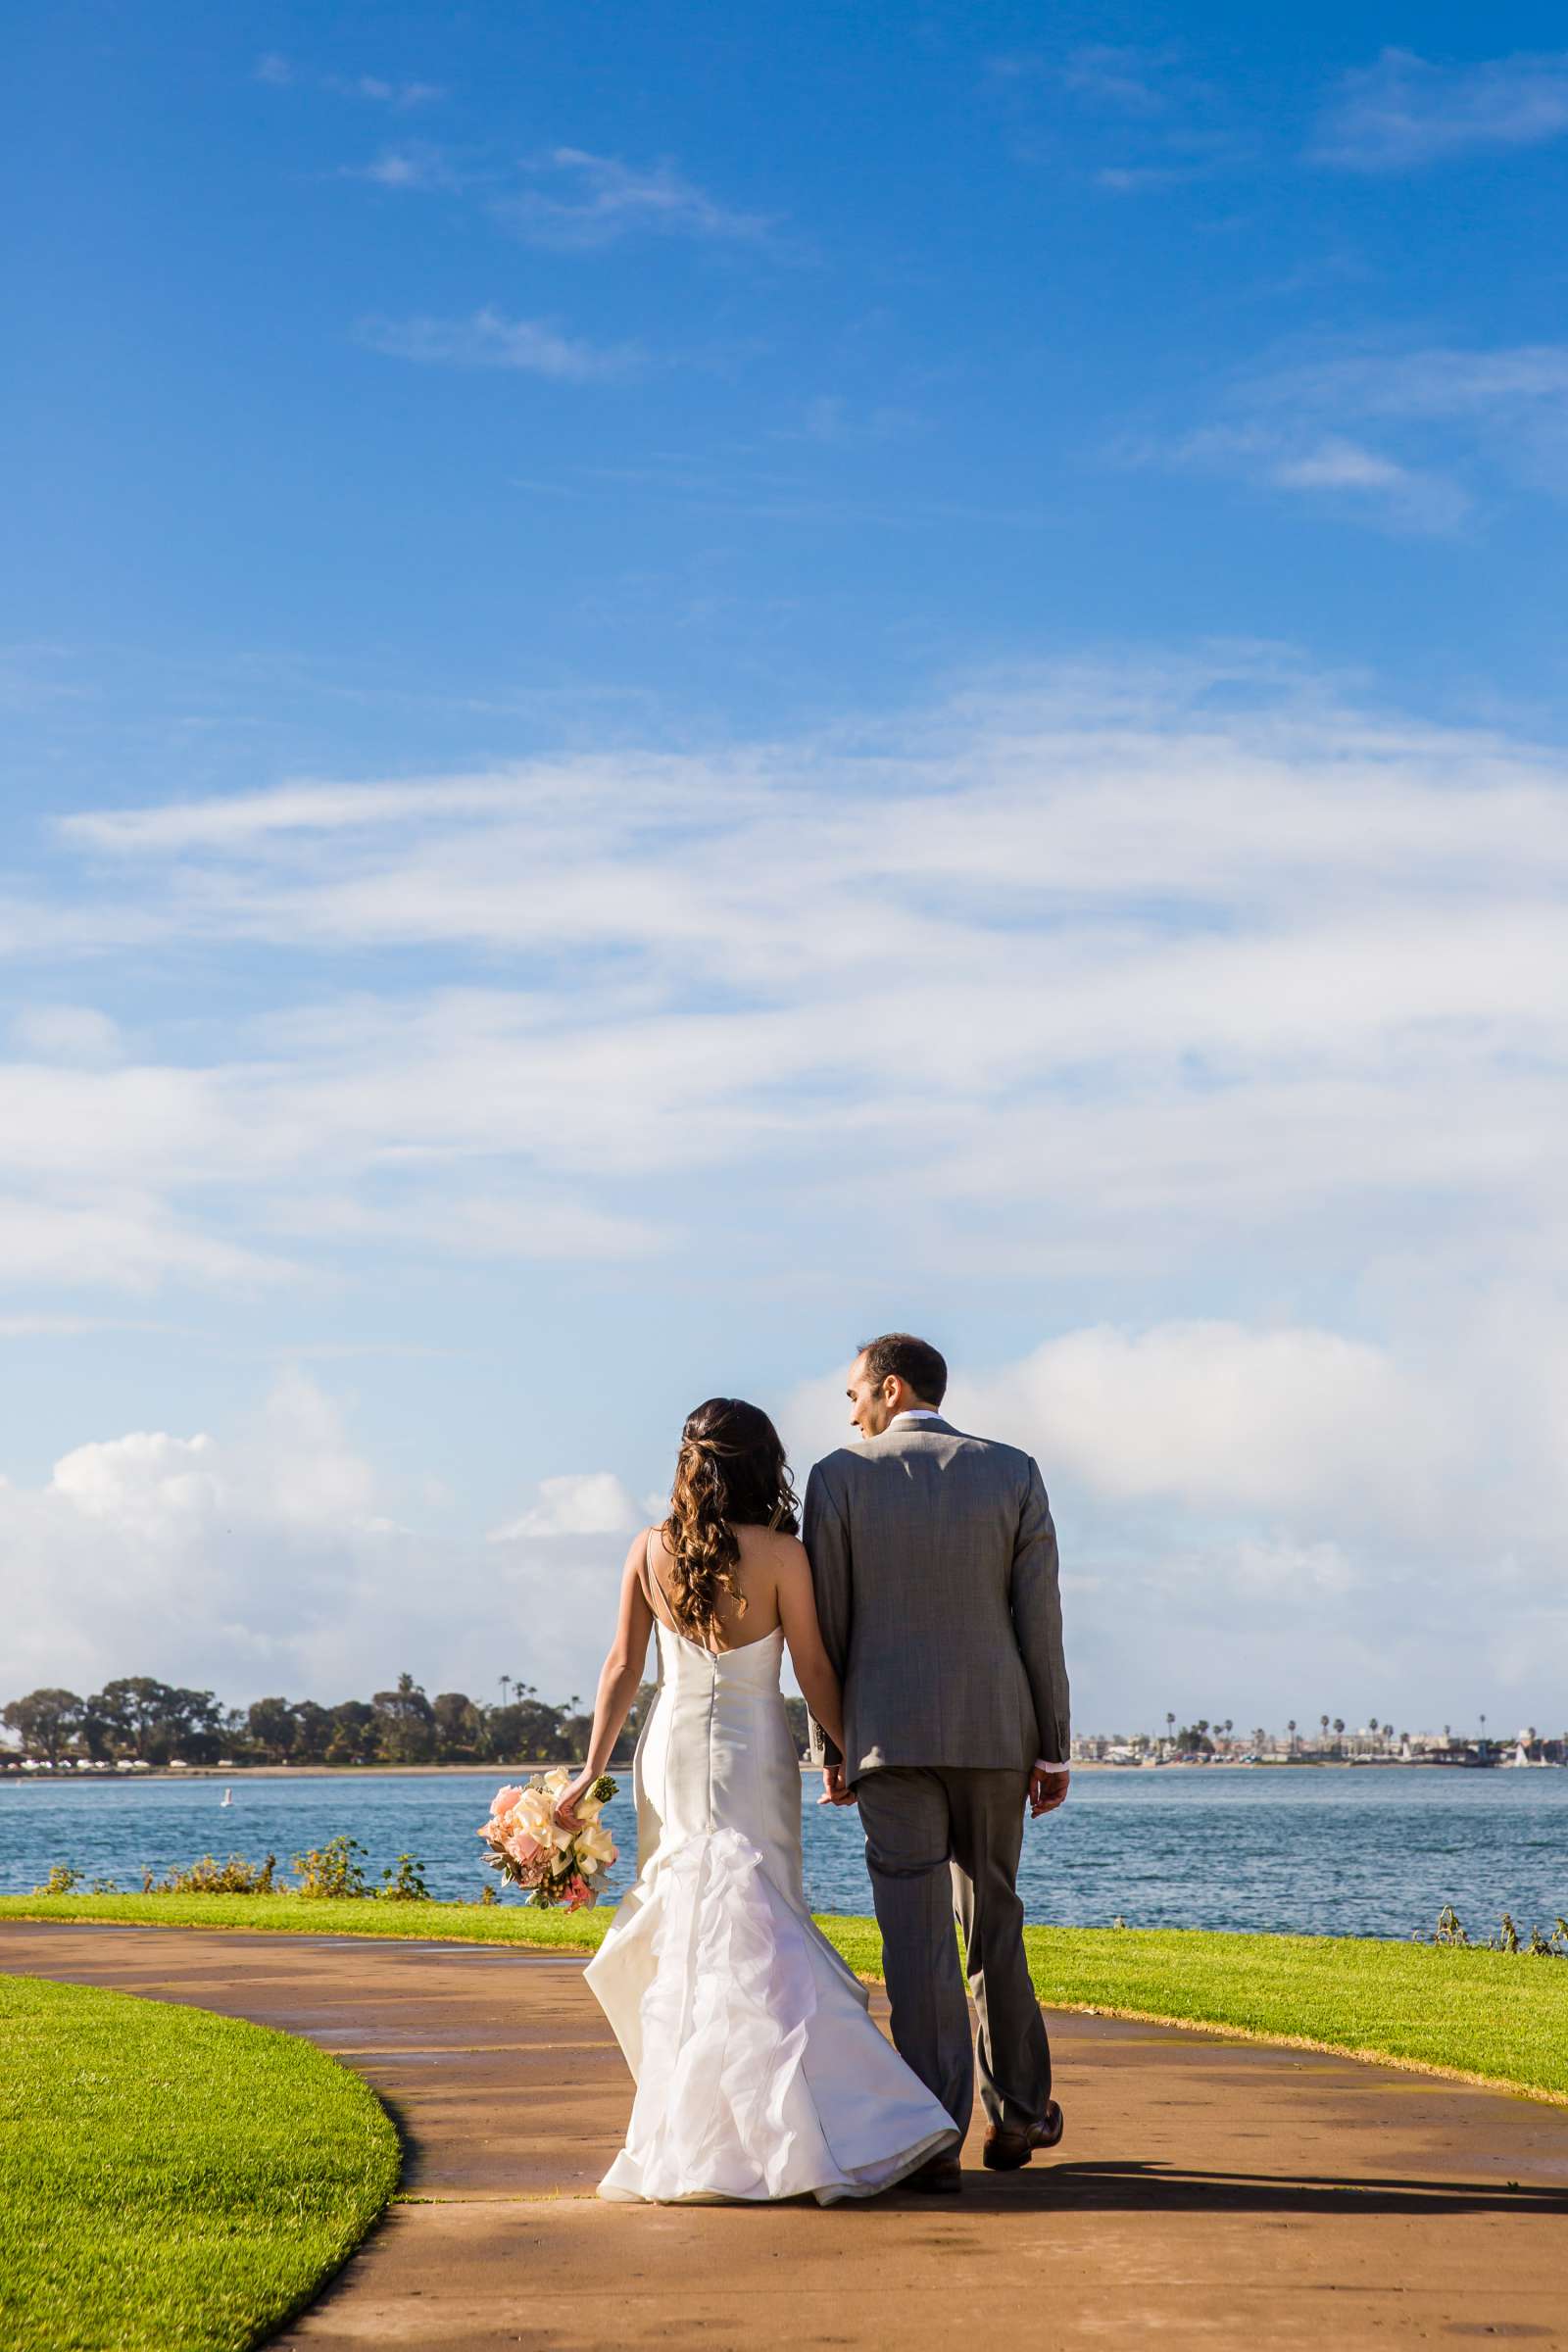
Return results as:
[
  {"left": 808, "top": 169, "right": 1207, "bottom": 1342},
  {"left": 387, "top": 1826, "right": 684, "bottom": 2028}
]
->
[
  {"left": 555, "top": 1533, "right": 655, "bottom": 1824},
  {"left": 774, "top": 1538, "right": 847, "bottom": 1761}
]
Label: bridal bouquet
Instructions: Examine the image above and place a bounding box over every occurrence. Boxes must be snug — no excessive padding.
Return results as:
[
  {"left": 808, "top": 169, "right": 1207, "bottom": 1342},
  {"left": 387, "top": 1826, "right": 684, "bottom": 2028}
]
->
[{"left": 478, "top": 1769, "right": 618, "bottom": 1910}]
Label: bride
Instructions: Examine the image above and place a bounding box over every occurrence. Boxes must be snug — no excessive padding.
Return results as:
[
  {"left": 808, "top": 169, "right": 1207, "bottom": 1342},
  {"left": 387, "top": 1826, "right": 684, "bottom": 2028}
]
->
[{"left": 554, "top": 1396, "right": 958, "bottom": 2204}]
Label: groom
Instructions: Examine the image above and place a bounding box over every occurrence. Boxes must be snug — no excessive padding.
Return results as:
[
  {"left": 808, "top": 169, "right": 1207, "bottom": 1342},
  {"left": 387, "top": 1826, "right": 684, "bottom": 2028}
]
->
[{"left": 804, "top": 1332, "right": 1070, "bottom": 2190}]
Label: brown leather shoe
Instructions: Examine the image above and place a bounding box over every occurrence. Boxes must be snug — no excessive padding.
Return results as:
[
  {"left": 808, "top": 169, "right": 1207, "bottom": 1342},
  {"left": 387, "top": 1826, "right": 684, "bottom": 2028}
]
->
[
  {"left": 906, "top": 2152, "right": 963, "bottom": 2193},
  {"left": 982, "top": 2100, "right": 1065, "bottom": 2171}
]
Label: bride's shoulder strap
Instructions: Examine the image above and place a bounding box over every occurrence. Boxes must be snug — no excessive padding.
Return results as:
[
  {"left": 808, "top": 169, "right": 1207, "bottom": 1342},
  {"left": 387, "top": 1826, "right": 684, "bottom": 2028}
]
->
[{"left": 640, "top": 1524, "right": 670, "bottom": 1623}]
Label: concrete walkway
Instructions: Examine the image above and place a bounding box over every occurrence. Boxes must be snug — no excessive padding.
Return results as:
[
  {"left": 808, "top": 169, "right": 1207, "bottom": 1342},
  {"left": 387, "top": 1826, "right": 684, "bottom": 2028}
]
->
[{"left": 5, "top": 1921, "right": 1568, "bottom": 2349}]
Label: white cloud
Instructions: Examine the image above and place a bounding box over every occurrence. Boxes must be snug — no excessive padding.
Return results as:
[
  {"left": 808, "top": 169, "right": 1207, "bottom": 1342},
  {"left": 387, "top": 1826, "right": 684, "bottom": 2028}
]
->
[
  {"left": 5, "top": 656, "right": 1568, "bottom": 1315},
  {"left": 785, "top": 1320, "right": 1456, "bottom": 1540},
  {"left": 0, "top": 1375, "right": 633, "bottom": 1708},
  {"left": 0, "top": 644, "right": 1564, "bottom": 1708},
  {"left": 5, "top": 1312, "right": 1566, "bottom": 1724},
  {"left": 61, "top": 775, "right": 530, "bottom": 853},
  {"left": 2, "top": 1374, "right": 382, "bottom": 1693},
  {"left": 10, "top": 1005, "right": 122, "bottom": 1064},
  {"left": 1313, "top": 48, "right": 1568, "bottom": 172},
  {"left": 266, "top": 1191, "right": 662, "bottom": 1262},
  {"left": 488, "top": 1472, "right": 644, "bottom": 1542},
  {"left": 257, "top": 56, "right": 443, "bottom": 107},
  {"left": 357, "top": 306, "right": 644, "bottom": 381},
  {"left": 1250, "top": 345, "right": 1568, "bottom": 421},
  {"left": 1140, "top": 339, "right": 1568, "bottom": 525},
  {"left": 331, "top": 74, "right": 445, "bottom": 109},
  {"left": 0, "top": 1193, "right": 296, "bottom": 1296},
  {"left": 493, "top": 148, "right": 776, "bottom": 250},
  {"left": 955, "top": 1321, "right": 1450, "bottom": 1524},
  {"left": 779, "top": 1297, "right": 1568, "bottom": 1723},
  {"left": 990, "top": 40, "right": 1250, "bottom": 190},
  {"left": 1061, "top": 44, "right": 1182, "bottom": 116},
  {"left": 1268, "top": 438, "right": 1406, "bottom": 490},
  {"left": 343, "top": 144, "right": 459, "bottom": 191},
  {"left": 1095, "top": 164, "right": 1208, "bottom": 194},
  {"left": 1159, "top": 423, "right": 1469, "bottom": 533}
]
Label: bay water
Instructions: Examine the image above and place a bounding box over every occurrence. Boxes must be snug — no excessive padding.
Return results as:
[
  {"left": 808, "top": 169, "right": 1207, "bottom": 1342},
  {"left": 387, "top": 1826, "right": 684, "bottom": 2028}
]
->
[{"left": 3, "top": 1765, "right": 1565, "bottom": 1940}]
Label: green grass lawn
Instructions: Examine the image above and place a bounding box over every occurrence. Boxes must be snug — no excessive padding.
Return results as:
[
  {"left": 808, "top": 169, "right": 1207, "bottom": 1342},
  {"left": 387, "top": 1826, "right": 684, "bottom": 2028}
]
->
[
  {"left": 0, "top": 1974, "right": 400, "bottom": 2352},
  {"left": 0, "top": 1888, "right": 615, "bottom": 1946},
  {"left": 6, "top": 1889, "right": 1567, "bottom": 2104}
]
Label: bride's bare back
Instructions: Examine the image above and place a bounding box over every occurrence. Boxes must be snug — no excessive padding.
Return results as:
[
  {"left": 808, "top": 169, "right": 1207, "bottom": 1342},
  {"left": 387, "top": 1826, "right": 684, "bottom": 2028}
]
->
[
  {"left": 644, "top": 1521, "right": 798, "bottom": 1653},
  {"left": 558, "top": 1396, "right": 846, "bottom": 1824}
]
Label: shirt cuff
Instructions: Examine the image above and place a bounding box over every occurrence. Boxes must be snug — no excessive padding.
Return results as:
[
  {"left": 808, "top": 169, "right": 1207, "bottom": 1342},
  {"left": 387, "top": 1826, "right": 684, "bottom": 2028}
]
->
[{"left": 1034, "top": 1758, "right": 1070, "bottom": 1772}]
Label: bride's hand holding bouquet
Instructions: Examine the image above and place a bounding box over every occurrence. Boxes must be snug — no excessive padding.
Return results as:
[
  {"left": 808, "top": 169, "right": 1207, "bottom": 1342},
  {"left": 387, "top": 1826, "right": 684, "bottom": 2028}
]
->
[
  {"left": 478, "top": 1768, "right": 618, "bottom": 1910},
  {"left": 554, "top": 1770, "right": 608, "bottom": 1829}
]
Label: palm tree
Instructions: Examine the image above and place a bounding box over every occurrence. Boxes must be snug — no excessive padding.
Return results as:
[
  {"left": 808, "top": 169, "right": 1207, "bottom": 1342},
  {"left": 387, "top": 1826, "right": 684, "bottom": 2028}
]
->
[
  {"left": 1332, "top": 1716, "right": 1346, "bottom": 1754},
  {"left": 499, "top": 1674, "right": 512, "bottom": 1708},
  {"left": 1320, "top": 1713, "right": 1330, "bottom": 1746},
  {"left": 1287, "top": 1718, "right": 1298, "bottom": 1750}
]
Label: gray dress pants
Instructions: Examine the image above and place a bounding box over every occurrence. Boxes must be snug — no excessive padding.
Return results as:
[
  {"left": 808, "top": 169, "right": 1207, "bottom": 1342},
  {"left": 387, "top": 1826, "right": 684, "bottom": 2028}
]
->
[{"left": 856, "top": 1765, "right": 1052, "bottom": 2136}]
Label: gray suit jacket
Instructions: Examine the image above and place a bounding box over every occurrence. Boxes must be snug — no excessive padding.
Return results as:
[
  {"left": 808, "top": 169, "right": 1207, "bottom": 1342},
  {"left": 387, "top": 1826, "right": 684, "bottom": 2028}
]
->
[{"left": 803, "top": 1416, "right": 1069, "bottom": 1782}]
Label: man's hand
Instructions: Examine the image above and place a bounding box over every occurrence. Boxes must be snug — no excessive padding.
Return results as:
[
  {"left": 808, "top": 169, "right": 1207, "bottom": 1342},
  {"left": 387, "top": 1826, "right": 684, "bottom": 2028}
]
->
[
  {"left": 1029, "top": 1765, "right": 1070, "bottom": 1819},
  {"left": 818, "top": 1762, "right": 858, "bottom": 1807}
]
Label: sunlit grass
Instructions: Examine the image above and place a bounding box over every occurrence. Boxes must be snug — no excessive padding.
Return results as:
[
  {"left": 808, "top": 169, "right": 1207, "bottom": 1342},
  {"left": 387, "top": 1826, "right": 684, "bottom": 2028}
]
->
[
  {"left": 0, "top": 1974, "right": 399, "bottom": 2352},
  {"left": 0, "top": 1887, "right": 615, "bottom": 1944}
]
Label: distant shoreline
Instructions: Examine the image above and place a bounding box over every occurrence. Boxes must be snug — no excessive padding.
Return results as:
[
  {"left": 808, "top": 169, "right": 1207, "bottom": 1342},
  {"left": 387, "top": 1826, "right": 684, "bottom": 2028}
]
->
[{"left": 2, "top": 1757, "right": 1535, "bottom": 1784}]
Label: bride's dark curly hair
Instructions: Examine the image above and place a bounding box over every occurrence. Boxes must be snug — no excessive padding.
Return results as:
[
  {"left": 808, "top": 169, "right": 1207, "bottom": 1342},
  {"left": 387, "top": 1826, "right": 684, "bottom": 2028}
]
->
[{"left": 661, "top": 1397, "right": 800, "bottom": 1645}]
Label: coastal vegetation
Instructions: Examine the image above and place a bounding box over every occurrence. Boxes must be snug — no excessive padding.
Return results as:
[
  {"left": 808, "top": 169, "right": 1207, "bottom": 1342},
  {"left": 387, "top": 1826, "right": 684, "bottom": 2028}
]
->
[
  {"left": 4, "top": 1892, "right": 1566, "bottom": 2105},
  {"left": 29, "top": 1837, "right": 445, "bottom": 1905},
  {"left": 0, "top": 1973, "right": 398, "bottom": 2352},
  {"left": 7, "top": 1679, "right": 1559, "bottom": 1773},
  {"left": 3, "top": 1672, "right": 811, "bottom": 1770}
]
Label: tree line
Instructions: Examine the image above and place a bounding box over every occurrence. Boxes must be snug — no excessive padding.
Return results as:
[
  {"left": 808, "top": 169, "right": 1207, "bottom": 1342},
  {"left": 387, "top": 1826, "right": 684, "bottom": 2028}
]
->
[{"left": 2, "top": 1673, "right": 811, "bottom": 1768}]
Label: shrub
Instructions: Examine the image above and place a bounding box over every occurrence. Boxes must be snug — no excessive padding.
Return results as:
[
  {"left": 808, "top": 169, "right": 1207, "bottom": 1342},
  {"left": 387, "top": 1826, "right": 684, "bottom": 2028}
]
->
[
  {"left": 293, "top": 1835, "right": 372, "bottom": 1899},
  {"left": 377, "top": 1853, "right": 431, "bottom": 1903},
  {"left": 145, "top": 1852, "right": 278, "bottom": 1895},
  {"left": 1428, "top": 1905, "right": 1568, "bottom": 1955},
  {"left": 31, "top": 1864, "right": 82, "bottom": 1895}
]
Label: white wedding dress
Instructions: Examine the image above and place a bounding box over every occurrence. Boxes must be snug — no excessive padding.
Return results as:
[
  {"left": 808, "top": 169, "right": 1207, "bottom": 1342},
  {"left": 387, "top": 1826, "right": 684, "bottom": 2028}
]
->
[{"left": 585, "top": 1612, "right": 958, "bottom": 2204}]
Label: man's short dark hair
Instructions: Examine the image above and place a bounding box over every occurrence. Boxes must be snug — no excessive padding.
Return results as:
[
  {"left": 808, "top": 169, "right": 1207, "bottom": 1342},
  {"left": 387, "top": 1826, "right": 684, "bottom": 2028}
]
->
[{"left": 858, "top": 1332, "right": 948, "bottom": 1407}]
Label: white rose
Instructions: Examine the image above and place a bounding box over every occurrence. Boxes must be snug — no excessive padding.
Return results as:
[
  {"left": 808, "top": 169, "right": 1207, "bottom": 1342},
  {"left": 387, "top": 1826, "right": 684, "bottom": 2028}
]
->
[{"left": 574, "top": 1822, "right": 616, "bottom": 1873}]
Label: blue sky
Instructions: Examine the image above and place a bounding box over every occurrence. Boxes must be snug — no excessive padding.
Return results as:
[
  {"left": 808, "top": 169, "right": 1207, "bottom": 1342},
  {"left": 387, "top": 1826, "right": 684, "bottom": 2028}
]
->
[{"left": 5, "top": 5, "right": 1567, "bottom": 1733}]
